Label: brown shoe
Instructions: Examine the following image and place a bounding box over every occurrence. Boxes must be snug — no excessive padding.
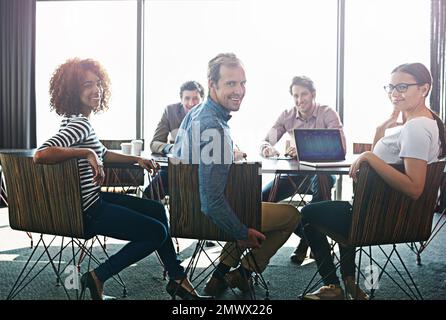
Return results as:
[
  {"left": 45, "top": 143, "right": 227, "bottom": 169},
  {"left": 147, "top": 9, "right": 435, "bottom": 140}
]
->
[
  {"left": 290, "top": 239, "right": 309, "bottom": 265},
  {"left": 224, "top": 270, "right": 252, "bottom": 293},
  {"left": 343, "top": 276, "right": 369, "bottom": 300},
  {"left": 203, "top": 276, "right": 228, "bottom": 296},
  {"left": 303, "top": 284, "right": 345, "bottom": 300}
]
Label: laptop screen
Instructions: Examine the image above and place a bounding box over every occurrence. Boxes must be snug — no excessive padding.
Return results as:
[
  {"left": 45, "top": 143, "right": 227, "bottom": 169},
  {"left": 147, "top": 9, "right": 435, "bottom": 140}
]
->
[{"left": 294, "top": 129, "right": 345, "bottom": 162}]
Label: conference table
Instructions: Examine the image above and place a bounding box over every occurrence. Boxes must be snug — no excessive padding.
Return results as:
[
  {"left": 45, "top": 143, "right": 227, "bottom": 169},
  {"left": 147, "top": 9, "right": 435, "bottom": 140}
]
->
[
  {"left": 141, "top": 153, "right": 352, "bottom": 202},
  {"left": 102, "top": 152, "right": 353, "bottom": 203}
]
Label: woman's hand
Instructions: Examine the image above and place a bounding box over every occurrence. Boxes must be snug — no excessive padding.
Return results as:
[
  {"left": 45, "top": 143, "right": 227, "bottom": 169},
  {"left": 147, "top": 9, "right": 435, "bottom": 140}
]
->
[
  {"left": 137, "top": 157, "right": 160, "bottom": 176},
  {"left": 85, "top": 150, "right": 105, "bottom": 186},
  {"left": 377, "top": 109, "right": 401, "bottom": 132},
  {"left": 372, "top": 109, "right": 403, "bottom": 149},
  {"left": 349, "top": 151, "right": 372, "bottom": 182}
]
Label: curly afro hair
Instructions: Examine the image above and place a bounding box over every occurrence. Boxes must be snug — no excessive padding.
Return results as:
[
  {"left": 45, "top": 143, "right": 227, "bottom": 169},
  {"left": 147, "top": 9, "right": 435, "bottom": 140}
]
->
[{"left": 49, "top": 58, "right": 111, "bottom": 116}]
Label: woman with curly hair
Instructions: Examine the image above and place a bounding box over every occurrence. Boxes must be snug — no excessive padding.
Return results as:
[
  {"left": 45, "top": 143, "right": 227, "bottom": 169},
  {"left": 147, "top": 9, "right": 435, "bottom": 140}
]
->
[{"left": 34, "top": 58, "right": 212, "bottom": 300}]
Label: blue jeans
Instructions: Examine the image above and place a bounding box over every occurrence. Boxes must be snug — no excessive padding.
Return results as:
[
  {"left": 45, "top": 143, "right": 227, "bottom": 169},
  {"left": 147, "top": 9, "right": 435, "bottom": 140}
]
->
[
  {"left": 301, "top": 201, "right": 356, "bottom": 285},
  {"left": 84, "top": 192, "right": 185, "bottom": 283},
  {"left": 262, "top": 174, "right": 336, "bottom": 237}
]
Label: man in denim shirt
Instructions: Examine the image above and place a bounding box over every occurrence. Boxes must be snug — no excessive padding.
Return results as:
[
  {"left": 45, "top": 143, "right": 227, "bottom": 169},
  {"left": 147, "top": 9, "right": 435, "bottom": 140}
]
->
[{"left": 173, "top": 53, "right": 300, "bottom": 296}]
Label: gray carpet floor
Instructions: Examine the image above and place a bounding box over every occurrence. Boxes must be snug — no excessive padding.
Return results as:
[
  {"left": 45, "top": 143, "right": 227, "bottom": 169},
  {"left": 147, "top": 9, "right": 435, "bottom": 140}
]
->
[{"left": 1, "top": 207, "right": 446, "bottom": 301}]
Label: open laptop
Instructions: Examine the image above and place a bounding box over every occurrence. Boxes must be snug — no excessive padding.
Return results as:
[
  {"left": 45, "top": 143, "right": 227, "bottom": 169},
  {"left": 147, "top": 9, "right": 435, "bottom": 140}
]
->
[{"left": 293, "top": 129, "right": 354, "bottom": 168}]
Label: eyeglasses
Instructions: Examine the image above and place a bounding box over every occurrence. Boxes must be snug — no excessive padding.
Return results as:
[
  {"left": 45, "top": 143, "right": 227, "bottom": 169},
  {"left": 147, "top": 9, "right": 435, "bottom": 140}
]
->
[{"left": 383, "top": 83, "right": 421, "bottom": 94}]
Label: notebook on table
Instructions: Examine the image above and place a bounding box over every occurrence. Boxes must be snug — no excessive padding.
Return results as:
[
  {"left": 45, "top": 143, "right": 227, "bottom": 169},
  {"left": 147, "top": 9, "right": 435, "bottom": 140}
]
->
[
  {"left": 293, "top": 129, "right": 354, "bottom": 168},
  {"left": 150, "top": 153, "right": 169, "bottom": 163}
]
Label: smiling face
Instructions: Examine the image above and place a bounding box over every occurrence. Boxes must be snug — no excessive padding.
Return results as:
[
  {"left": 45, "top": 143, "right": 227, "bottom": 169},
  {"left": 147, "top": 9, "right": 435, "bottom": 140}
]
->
[
  {"left": 79, "top": 70, "right": 103, "bottom": 116},
  {"left": 181, "top": 89, "right": 202, "bottom": 112},
  {"left": 209, "top": 64, "right": 246, "bottom": 112},
  {"left": 291, "top": 84, "right": 315, "bottom": 117},
  {"left": 388, "top": 71, "right": 429, "bottom": 113}
]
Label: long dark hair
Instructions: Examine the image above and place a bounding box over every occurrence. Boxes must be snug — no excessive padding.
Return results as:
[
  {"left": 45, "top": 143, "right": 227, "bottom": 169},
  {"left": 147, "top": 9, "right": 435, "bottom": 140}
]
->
[{"left": 392, "top": 63, "right": 446, "bottom": 158}]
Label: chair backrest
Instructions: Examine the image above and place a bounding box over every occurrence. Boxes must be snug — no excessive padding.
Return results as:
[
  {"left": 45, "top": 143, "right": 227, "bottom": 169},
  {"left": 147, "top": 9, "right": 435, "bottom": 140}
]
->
[
  {"left": 347, "top": 161, "right": 446, "bottom": 246},
  {"left": 168, "top": 161, "right": 262, "bottom": 241},
  {"left": 352, "top": 143, "right": 372, "bottom": 154},
  {"left": 0, "top": 153, "right": 85, "bottom": 238},
  {"left": 0, "top": 165, "right": 7, "bottom": 207}
]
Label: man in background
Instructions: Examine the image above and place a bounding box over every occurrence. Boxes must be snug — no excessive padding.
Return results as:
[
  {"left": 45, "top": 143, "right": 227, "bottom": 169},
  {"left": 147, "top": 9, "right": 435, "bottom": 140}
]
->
[
  {"left": 148, "top": 80, "right": 205, "bottom": 196},
  {"left": 260, "top": 76, "right": 346, "bottom": 265}
]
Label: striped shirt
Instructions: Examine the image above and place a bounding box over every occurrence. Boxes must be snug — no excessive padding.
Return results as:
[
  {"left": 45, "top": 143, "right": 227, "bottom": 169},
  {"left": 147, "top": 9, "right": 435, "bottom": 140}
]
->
[{"left": 38, "top": 115, "right": 107, "bottom": 212}]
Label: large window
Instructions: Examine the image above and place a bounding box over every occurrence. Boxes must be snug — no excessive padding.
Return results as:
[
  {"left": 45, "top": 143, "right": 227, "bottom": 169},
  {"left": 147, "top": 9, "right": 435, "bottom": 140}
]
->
[
  {"left": 35, "top": 0, "right": 433, "bottom": 155},
  {"left": 36, "top": 0, "right": 137, "bottom": 144},
  {"left": 344, "top": 0, "right": 430, "bottom": 146},
  {"left": 144, "top": 0, "right": 337, "bottom": 155}
]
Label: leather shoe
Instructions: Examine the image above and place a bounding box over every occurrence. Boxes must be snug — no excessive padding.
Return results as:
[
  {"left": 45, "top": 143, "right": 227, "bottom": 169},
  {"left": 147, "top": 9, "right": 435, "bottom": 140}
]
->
[
  {"left": 205, "top": 241, "right": 216, "bottom": 247},
  {"left": 224, "top": 270, "right": 252, "bottom": 293},
  {"left": 166, "top": 280, "right": 214, "bottom": 300},
  {"left": 302, "top": 284, "right": 344, "bottom": 300},
  {"left": 290, "top": 239, "right": 309, "bottom": 265},
  {"left": 203, "top": 276, "right": 228, "bottom": 296},
  {"left": 343, "top": 276, "right": 369, "bottom": 300},
  {"left": 80, "top": 271, "right": 103, "bottom": 300}
]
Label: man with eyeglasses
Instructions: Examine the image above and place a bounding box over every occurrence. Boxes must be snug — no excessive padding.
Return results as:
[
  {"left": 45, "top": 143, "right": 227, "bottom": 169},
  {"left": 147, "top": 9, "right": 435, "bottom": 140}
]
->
[{"left": 260, "top": 75, "right": 346, "bottom": 265}]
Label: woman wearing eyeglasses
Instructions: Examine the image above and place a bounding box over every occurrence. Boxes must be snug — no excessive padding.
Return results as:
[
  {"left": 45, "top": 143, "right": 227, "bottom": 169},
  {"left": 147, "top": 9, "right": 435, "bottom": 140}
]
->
[
  {"left": 300, "top": 62, "right": 446, "bottom": 300},
  {"left": 34, "top": 58, "right": 212, "bottom": 300}
]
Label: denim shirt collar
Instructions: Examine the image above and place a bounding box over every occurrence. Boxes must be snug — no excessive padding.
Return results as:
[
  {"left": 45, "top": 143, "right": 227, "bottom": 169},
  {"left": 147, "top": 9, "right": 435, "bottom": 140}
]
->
[{"left": 206, "top": 97, "right": 232, "bottom": 122}]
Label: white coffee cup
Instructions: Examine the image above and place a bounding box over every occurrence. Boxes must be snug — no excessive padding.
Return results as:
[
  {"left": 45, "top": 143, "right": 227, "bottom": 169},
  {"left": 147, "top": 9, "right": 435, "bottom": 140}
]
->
[
  {"left": 121, "top": 142, "right": 132, "bottom": 155},
  {"left": 131, "top": 139, "right": 143, "bottom": 156}
]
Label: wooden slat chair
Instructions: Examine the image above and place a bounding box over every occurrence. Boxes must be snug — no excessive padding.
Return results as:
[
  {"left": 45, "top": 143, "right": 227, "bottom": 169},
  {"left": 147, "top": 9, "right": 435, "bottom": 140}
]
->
[
  {"left": 352, "top": 142, "right": 372, "bottom": 154},
  {"left": 330, "top": 141, "right": 441, "bottom": 266},
  {"left": 0, "top": 164, "right": 7, "bottom": 207},
  {"left": 0, "top": 153, "right": 127, "bottom": 300},
  {"left": 301, "top": 161, "right": 445, "bottom": 300},
  {"left": 168, "top": 160, "right": 268, "bottom": 299}
]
